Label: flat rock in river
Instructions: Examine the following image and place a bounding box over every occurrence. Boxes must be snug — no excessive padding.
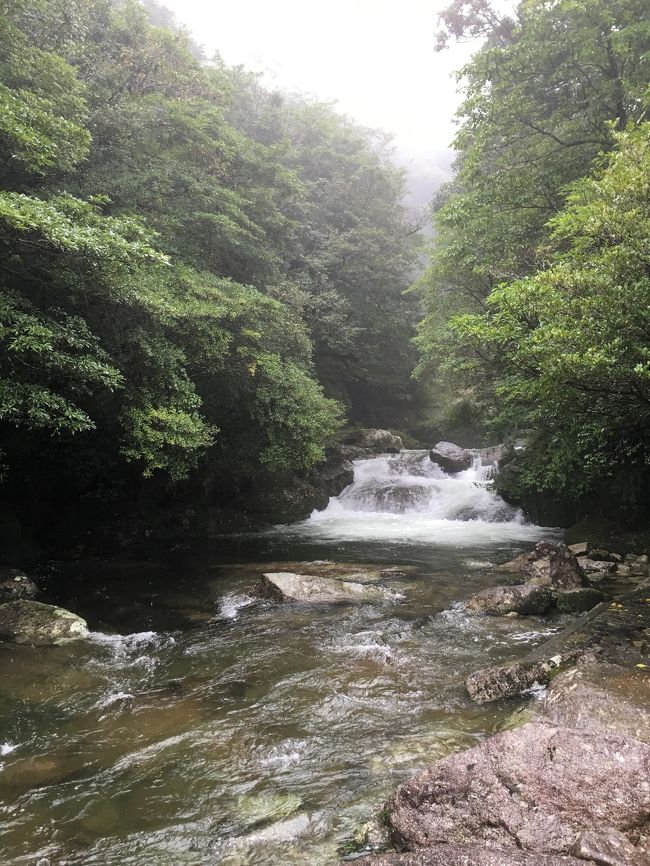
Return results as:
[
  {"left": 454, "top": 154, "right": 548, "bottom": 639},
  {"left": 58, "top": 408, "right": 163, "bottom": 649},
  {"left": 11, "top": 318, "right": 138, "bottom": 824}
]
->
[
  {"left": 349, "top": 846, "right": 592, "bottom": 866},
  {"left": 0, "top": 600, "right": 88, "bottom": 645},
  {"left": 384, "top": 721, "right": 650, "bottom": 858},
  {"left": 254, "top": 572, "right": 399, "bottom": 604}
]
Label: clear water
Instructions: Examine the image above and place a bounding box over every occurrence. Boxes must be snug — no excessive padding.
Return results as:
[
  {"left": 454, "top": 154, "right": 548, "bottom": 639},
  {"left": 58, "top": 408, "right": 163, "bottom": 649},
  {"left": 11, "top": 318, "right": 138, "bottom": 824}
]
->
[{"left": 0, "top": 452, "right": 561, "bottom": 865}]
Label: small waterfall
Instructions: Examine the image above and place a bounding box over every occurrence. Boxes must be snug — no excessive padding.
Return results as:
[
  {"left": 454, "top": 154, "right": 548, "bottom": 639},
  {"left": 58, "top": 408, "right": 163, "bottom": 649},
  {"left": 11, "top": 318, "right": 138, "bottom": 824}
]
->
[
  {"left": 298, "top": 449, "right": 544, "bottom": 545},
  {"left": 336, "top": 451, "right": 513, "bottom": 521}
]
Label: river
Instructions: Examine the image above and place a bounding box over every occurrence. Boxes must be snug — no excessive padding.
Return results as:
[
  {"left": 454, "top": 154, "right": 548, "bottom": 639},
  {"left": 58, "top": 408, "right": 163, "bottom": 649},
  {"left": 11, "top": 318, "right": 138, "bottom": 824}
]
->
[{"left": 0, "top": 451, "right": 560, "bottom": 865}]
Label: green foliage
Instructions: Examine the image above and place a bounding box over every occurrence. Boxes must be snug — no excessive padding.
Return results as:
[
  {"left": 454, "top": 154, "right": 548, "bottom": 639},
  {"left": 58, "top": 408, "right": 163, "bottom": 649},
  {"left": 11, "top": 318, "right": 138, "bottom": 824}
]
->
[
  {"left": 415, "top": 0, "right": 650, "bottom": 510},
  {"left": 0, "top": 0, "right": 418, "bottom": 525},
  {"left": 446, "top": 125, "right": 650, "bottom": 496},
  {"left": 417, "top": 0, "right": 650, "bottom": 379}
]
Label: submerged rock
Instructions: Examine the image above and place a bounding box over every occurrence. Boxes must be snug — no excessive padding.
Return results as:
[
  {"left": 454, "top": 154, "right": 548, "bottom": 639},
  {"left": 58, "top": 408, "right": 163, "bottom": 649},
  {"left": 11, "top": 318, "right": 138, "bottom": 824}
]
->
[
  {"left": 236, "top": 792, "right": 302, "bottom": 828},
  {"left": 0, "top": 600, "right": 88, "bottom": 645},
  {"left": 384, "top": 722, "right": 650, "bottom": 858},
  {"left": 254, "top": 572, "right": 398, "bottom": 604},
  {"left": 350, "top": 846, "right": 591, "bottom": 866},
  {"left": 0, "top": 567, "right": 38, "bottom": 602},
  {"left": 465, "top": 582, "right": 554, "bottom": 616}
]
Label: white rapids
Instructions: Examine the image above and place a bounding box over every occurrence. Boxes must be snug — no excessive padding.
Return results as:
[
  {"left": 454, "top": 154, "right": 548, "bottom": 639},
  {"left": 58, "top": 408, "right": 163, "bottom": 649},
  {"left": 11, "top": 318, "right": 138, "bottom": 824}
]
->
[{"left": 295, "top": 449, "right": 546, "bottom": 545}]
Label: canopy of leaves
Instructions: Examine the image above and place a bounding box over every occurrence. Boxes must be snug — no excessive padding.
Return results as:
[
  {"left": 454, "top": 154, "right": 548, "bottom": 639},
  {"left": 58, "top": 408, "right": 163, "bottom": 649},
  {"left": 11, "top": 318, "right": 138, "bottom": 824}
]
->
[
  {"left": 4, "top": 0, "right": 422, "bottom": 514},
  {"left": 446, "top": 125, "right": 650, "bottom": 500},
  {"left": 418, "top": 0, "right": 650, "bottom": 339}
]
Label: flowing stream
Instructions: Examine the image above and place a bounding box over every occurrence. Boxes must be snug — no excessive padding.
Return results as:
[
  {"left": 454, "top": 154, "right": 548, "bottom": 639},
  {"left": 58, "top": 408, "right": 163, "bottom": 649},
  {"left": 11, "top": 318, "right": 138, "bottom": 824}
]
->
[{"left": 0, "top": 451, "right": 561, "bottom": 865}]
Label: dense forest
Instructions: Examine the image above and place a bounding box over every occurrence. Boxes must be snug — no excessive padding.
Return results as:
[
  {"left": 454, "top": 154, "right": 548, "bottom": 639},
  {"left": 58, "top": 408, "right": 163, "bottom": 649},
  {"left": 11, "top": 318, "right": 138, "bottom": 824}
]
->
[
  {"left": 1, "top": 0, "right": 650, "bottom": 559},
  {"left": 417, "top": 0, "right": 650, "bottom": 528},
  {"left": 0, "top": 0, "right": 422, "bottom": 554}
]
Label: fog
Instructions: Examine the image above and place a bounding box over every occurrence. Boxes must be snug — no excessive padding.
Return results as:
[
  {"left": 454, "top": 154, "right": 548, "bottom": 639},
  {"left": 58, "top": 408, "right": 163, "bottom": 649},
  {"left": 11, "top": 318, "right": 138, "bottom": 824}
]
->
[{"left": 161, "top": 0, "right": 479, "bottom": 209}]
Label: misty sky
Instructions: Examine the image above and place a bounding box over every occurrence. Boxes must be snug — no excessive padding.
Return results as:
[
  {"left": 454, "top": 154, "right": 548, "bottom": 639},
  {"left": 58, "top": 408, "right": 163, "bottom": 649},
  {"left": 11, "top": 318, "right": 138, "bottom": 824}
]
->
[{"left": 162, "top": 0, "right": 479, "bottom": 207}]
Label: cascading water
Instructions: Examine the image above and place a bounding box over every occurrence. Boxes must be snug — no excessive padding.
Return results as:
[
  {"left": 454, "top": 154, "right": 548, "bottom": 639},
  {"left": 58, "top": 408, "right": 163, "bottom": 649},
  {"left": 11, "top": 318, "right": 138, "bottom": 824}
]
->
[
  {"left": 0, "top": 449, "right": 558, "bottom": 866},
  {"left": 296, "top": 449, "right": 543, "bottom": 544}
]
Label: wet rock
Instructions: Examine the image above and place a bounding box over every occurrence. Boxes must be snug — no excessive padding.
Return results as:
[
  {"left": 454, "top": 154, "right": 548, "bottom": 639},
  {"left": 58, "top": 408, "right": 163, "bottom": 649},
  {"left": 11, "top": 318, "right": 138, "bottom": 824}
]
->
[
  {"left": 384, "top": 722, "right": 650, "bottom": 857},
  {"left": 350, "top": 846, "right": 592, "bottom": 866},
  {"left": 0, "top": 567, "right": 38, "bottom": 602},
  {"left": 318, "top": 456, "right": 355, "bottom": 497},
  {"left": 568, "top": 542, "right": 589, "bottom": 556},
  {"left": 508, "top": 543, "right": 584, "bottom": 592},
  {"left": 465, "top": 582, "right": 554, "bottom": 616},
  {"left": 543, "top": 663, "right": 650, "bottom": 745},
  {"left": 548, "top": 544, "right": 585, "bottom": 590},
  {"left": 0, "top": 600, "right": 88, "bottom": 645},
  {"left": 570, "top": 828, "right": 648, "bottom": 866},
  {"left": 555, "top": 587, "right": 604, "bottom": 613},
  {"left": 254, "top": 572, "right": 399, "bottom": 604},
  {"left": 1, "top": 754, "right": 90, "bottom": 790},
  {"left": 429, "top": 441, "right": 473, "bottom": 473},
  {"left": 496, "top": 552, "right": 531, "bottom": 573},
  {"left": 465, "top": 655, "right": 567, "bottom": 704},
  {"left": 349, "top": 819, "right": 392, "bottom": 854}
]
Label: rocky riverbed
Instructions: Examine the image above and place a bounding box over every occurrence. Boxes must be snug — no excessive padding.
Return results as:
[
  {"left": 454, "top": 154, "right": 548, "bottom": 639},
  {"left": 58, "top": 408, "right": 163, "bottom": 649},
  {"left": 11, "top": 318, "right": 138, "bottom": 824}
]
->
[{"left": 347, "top": 542, "right": 650, "bottom": 866}]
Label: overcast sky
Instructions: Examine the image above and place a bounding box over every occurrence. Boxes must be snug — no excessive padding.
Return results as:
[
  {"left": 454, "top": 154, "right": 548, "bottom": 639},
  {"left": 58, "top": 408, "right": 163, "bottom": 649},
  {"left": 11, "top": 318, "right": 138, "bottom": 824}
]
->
[{"left": 161, "top": 0, "right": 479, "bottom": 207}]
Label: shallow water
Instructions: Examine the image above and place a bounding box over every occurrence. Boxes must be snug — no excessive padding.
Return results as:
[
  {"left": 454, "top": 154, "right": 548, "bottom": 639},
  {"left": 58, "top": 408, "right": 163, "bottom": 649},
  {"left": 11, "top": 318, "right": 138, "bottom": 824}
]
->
[{"left": 0, "top": 452, "right": 562, "bottom": 865}]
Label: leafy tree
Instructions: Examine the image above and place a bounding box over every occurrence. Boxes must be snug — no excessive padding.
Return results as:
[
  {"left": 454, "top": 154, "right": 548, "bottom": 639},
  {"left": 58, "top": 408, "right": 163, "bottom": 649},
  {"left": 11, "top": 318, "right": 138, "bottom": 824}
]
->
[
  {"left": 415, "top": 0, "right": 650, "bottom": 448},
  {"left": 445, "top": 124, "right": 650, "bottom": 505}
]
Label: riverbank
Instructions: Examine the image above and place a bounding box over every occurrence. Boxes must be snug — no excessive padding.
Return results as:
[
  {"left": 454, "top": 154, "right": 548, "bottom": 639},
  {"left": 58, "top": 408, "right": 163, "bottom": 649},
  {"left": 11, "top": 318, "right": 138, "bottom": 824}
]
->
[{"left": 349, "top": 546, "right": 650, "bottom": 866}]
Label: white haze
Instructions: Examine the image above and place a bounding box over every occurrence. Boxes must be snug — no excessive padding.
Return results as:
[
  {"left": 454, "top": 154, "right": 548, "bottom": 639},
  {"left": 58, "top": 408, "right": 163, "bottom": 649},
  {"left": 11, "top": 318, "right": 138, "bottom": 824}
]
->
[{"left": 160, "top": 0, "right": 480, "bottom": 209}]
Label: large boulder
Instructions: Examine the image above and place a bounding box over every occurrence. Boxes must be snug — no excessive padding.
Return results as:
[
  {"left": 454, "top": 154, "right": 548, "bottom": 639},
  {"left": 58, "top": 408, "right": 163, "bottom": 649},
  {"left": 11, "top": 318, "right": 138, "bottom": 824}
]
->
[
  {"left": 347, "top": 429, "right": 404, "bottom": 453},
  {"left": 317, "top": 456, "right": 354, "bottom": 497},
  {"left": 543, "top": 663, "right": 650, "bottom": 745},
  {"left": 465, "top": 582, "right": 554, "bottom": 616},
  {"left": 254, "top": 572, "right": 399, "bottom": 605},
  {"left": 0, "top": 567, "right": 38, "bottom": 602},
  {"left": 349, "top": 846, "right": 591, "bottom": 866},
  {"left": 465, "top": 655, "right": 568, "bottom": 704},
  {"left": 384, "top": 722, "right": 650, "bottom": 858},
  {"left": 549, "top": 544, "right": 587, "bottom": 589},
  {"left": 0, "top": 600, "right": 88, "bottom": 645},
  {"left": 498, "top": 542, "right": 586, "bottom": 592},
  {"left": 429, "top": 442, "right": 474, "bottom": 473},
  {"left": 429, "top": 441, "right": 505, "bottom": 474}
]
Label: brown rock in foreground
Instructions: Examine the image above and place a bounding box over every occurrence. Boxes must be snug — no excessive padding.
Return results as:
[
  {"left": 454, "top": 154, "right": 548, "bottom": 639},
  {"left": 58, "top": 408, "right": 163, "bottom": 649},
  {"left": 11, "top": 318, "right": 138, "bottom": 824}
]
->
[
  {"left": 351, "top": 846, "right": 593, "bottom": 866},
  {"left": 384, "top": 722, "right": 650, "bottom": 857},
  {"left": 543, "top": 662, "right": 650, "bottom": 744}
]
